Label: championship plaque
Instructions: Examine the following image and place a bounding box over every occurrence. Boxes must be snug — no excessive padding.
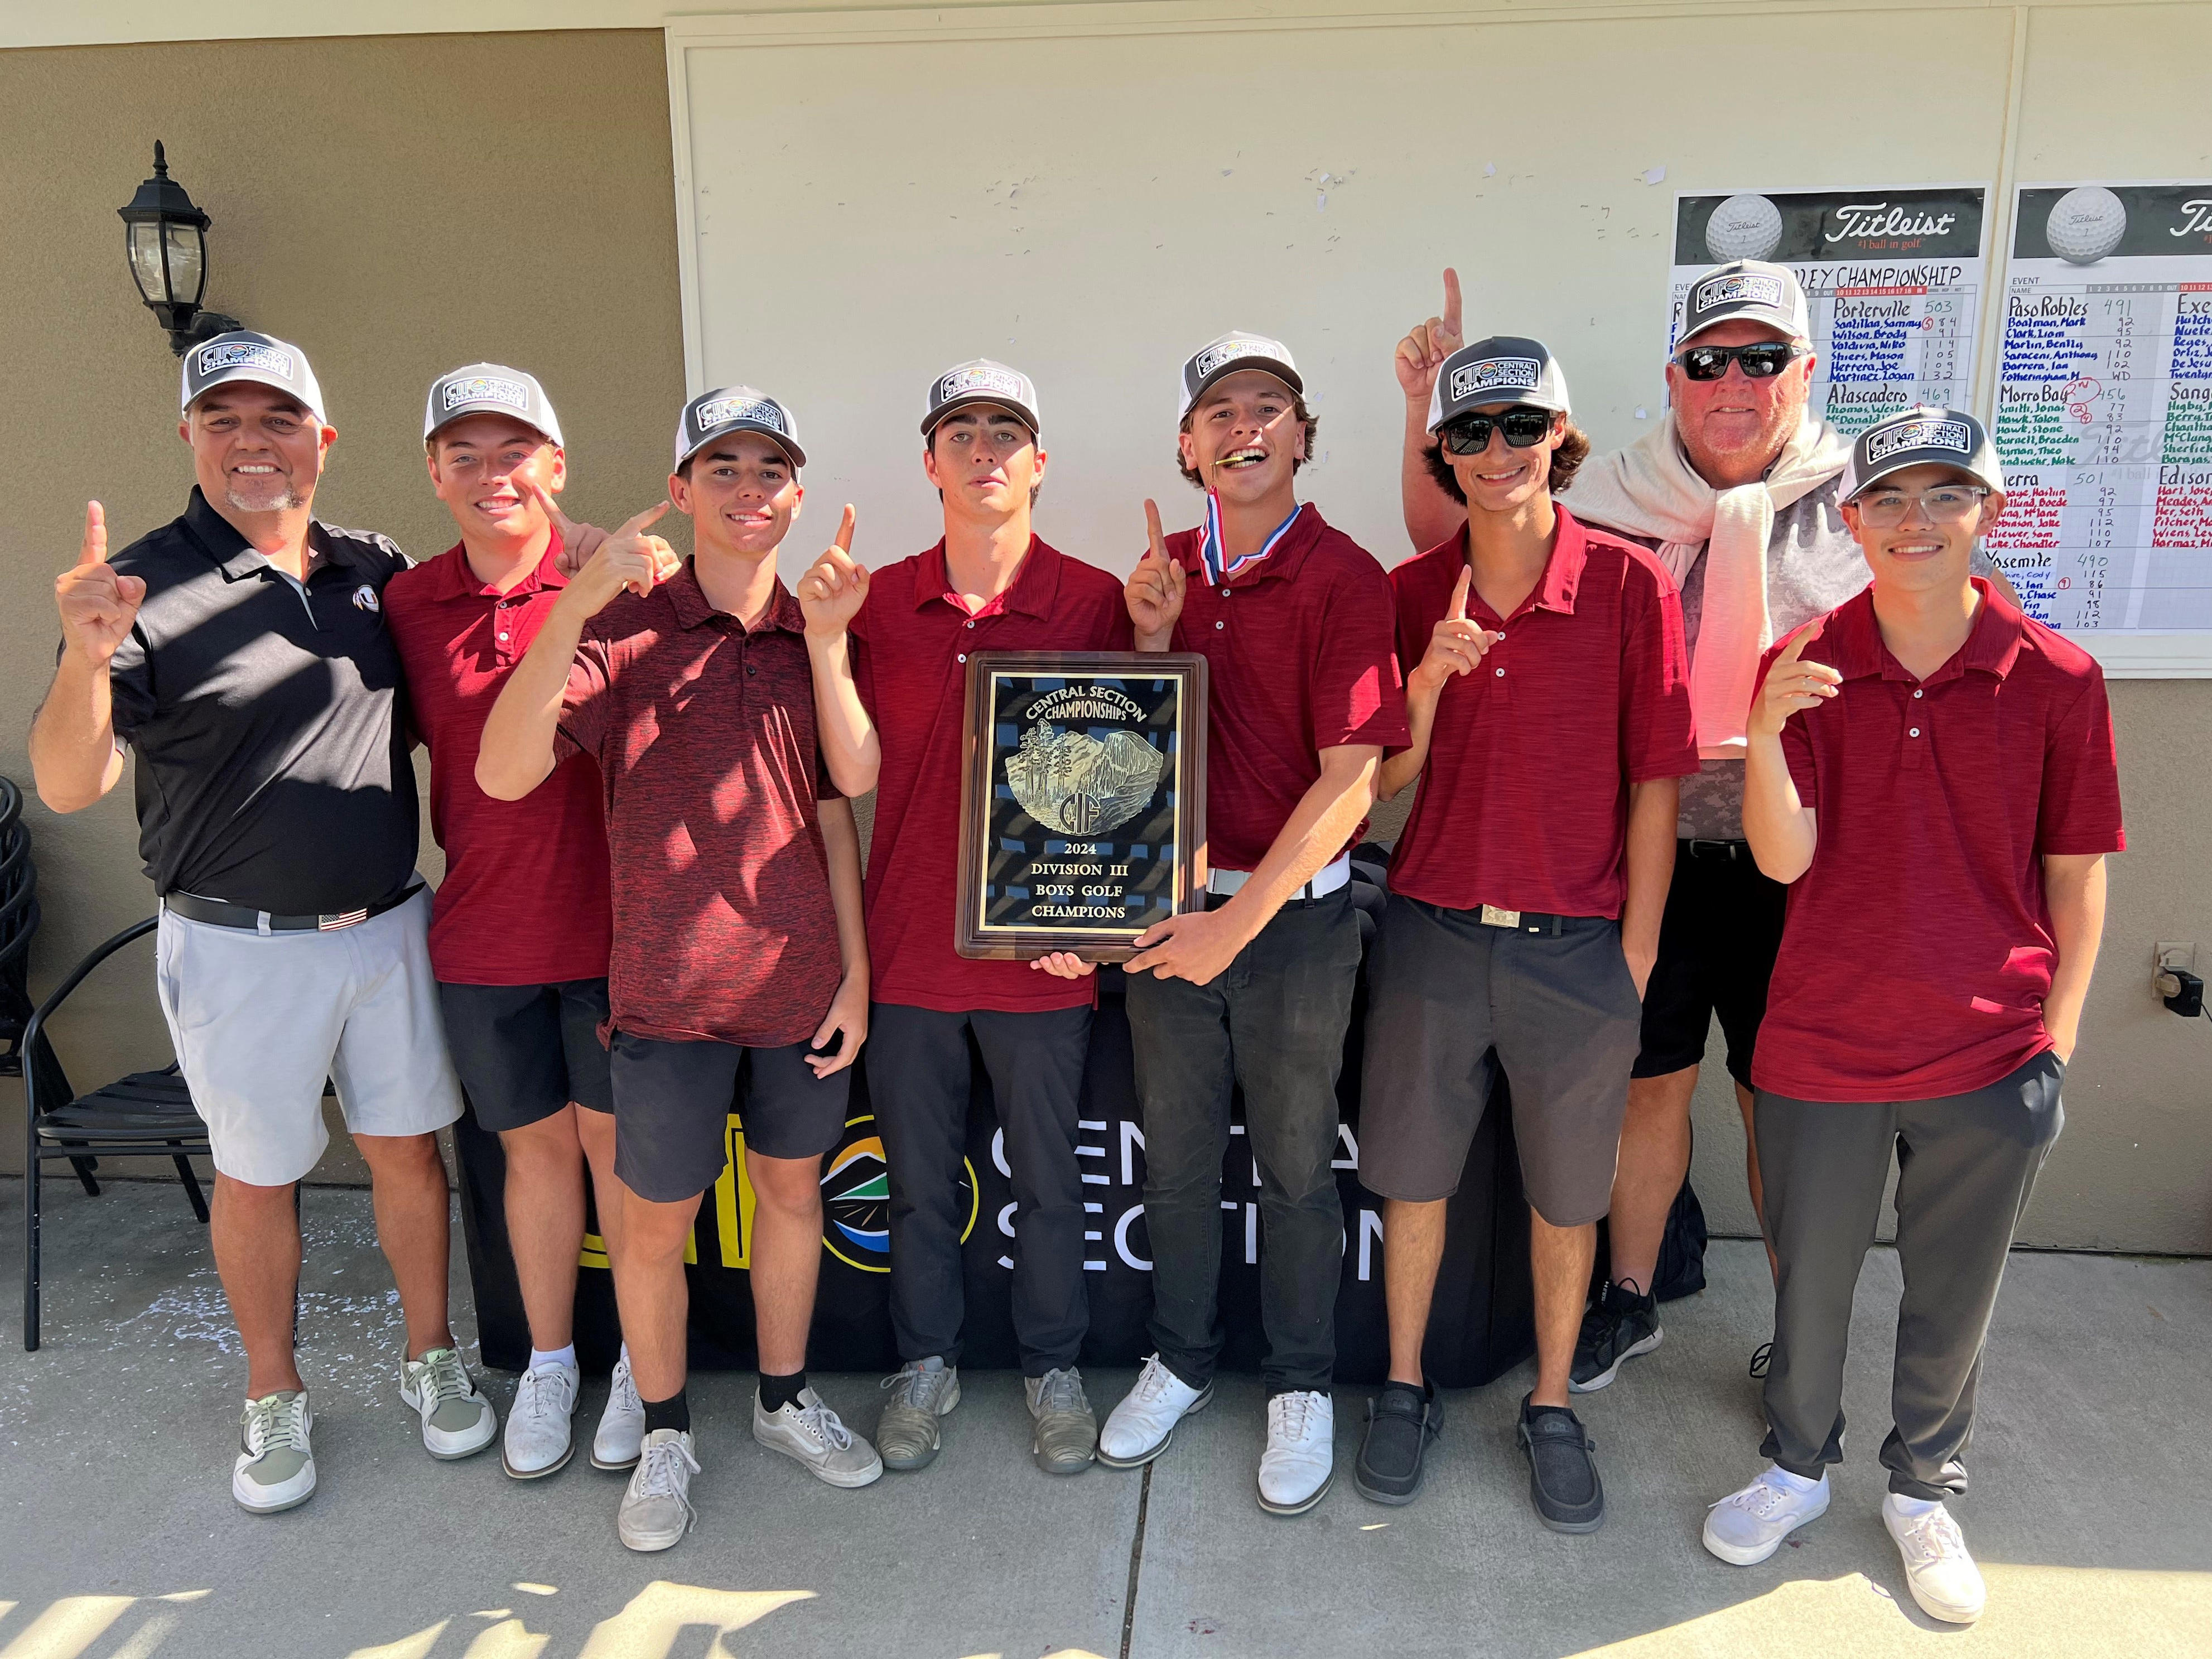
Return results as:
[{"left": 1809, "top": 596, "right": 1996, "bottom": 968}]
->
[{"left": 956, "top": 652, "right": 1208, "bottom": 961}]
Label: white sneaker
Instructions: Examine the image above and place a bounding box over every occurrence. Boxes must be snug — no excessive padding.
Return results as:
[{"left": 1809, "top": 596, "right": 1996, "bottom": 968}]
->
[
  {"left": 592, "top": 1352, "right": 645, "bottom": 1472},
  {"left": 753, "top": 1387, "right": 884, "bottom": 1488},
  {"left": 233, "top": 1390, "right": 316, "bottom": 1515},
  {"left": 1885, "top": 1496, "right": 1986, "bottom": 1624},
  {"left": 503, "top": 1361, "right": 580, "bottom": 1479},
  {"left": 1098, "top": 1355, "right": 1212, "bottom": 1469},
  {"left": 1703, "top": 1464, "right": 1832, "bottom": 1565},
  {"left": 618, "top": 1428, "right": 699, "bottom": 1553},
  {"left": 1257, "top": 1390, "right": 1335, "bottom": 1516},
  {"left": 400, "top": 1347, "right": 498, "bottom": 1460}
]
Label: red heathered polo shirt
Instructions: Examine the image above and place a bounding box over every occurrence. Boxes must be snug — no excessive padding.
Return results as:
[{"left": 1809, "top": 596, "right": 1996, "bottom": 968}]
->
[
  {"left": 1160, "top": 505, "right": 1408, "bottom": 872},
  {"left": 384, "top": 539, "right": 613, "bottom": 986},
  {"left": 852, "top": 536, "right": 1133, "bottom": 1014},
  {"left": 1752, "top": 580, "right": 2124, "bottom": 1103},
  {"left": 1389, "top": 507, "right": 1697, "bottom": 918},
  {"left": 555, "top": 563, "right": 842, "bottom": 1049}
]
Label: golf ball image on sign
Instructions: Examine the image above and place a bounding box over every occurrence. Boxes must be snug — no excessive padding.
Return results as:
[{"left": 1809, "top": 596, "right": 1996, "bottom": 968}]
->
[
  {"left": 1704, "top": 192, "right": 1784, "bottom": 262},
  {"left": 2045, "top": 186, "right": 2128, "bottom": 264}
]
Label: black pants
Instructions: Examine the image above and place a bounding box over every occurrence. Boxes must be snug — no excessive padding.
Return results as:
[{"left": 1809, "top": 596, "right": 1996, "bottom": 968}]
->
[
  {"left": 1125, "top": 891, "right": 1362, "bottom": 1395},
  {"left": 1756, "top": 1053, "right": 2065, "bottom": 1499},
  {"left": 866, "top": 1002, "right": 1093, "bottom": 1376}
]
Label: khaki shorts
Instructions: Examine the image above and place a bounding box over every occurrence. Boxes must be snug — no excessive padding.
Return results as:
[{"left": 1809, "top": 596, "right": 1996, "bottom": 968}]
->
[{"left": 155, "top": 887, "right": 464, "bottom": 1186}]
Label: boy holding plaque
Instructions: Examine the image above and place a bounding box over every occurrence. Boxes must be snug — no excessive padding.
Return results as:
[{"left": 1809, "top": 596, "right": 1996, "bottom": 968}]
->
[
  {"left": 479, "top": 387, "right": 879, "bottom": 1554},
  {"left": 1350, "top": 339, "right": 1693, "bottom": 1530},
  {"left": 800, "top": 361, "right": 1131, "bottom": 1478},
  {"left": 1098, "top": 333, "right": 1408, "bottom": 1517}
]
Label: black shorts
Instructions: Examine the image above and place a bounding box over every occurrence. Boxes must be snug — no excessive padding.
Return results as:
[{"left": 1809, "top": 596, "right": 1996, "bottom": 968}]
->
[
  {"left": 1361, "top": 895, "right": 1643, "bottom": 1227},
  {"left": 608, "top": 1029, "right": 851, "bottom": 1203},
  {"left": 1632, "top": 841, "right": 1789, "bottom": 1088},
  {"left": 439, "top": 978, "right": 614, "bottom": 1132}
]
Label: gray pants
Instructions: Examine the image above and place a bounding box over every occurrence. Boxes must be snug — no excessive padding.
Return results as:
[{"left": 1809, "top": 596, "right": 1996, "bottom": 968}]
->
[
  {"left": 1126, "top": 891, "right": 1362, "bottom": 1394},
  {"left": 1756, "top": 1052, "right": 2065, "bottom": 1499}
]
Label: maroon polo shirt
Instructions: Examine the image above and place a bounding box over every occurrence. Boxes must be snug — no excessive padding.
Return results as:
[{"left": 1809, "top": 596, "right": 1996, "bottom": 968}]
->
[
  {"left": 1160, "top": 505, "right": 1408, "bottom": 872},
  {"left": 556, "top": 563, "right": 842, "bottom": 1048},
  {"left": 1389, "top": 508, "right": 1696, "bottom": 918},
  {"left": 1753, "top": 580, "right": 2124, "bottom": 1103},
  {"left": 384, "top": 539, "right": 613, "bottom": 986},
  {"left": 852, "top": 537, "right": 1133, "bottom": 1014}
]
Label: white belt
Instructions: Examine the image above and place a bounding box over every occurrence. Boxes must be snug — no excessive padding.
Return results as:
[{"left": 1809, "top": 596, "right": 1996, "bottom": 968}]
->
[{"left": 1207, "top": 854, "right": 1351, "bottom": 902}]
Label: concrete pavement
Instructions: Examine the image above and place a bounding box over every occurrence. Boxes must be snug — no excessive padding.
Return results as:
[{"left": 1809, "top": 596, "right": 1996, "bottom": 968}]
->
[{"left": 2, "top": 1174, "right": 2207, "bottom": 1658}]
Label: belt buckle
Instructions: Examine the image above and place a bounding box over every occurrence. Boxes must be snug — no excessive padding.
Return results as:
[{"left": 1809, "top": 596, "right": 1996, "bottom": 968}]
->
[{"left": 1478, "top": 904, "right": 1521, "bottom": 929}]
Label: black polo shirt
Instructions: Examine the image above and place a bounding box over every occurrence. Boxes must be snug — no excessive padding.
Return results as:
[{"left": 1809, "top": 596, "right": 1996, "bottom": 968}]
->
[{"left": 102, "top": 487, "right": 419, "bottom": 914}]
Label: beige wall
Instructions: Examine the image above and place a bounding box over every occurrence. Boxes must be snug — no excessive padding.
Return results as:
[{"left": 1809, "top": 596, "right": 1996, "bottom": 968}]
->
[
  {"left": 0, "top": 30, "right": 688, "bottom": 1182},
  {"left": 3, "top": 16, "right": 2208, "bottom": 1254}
]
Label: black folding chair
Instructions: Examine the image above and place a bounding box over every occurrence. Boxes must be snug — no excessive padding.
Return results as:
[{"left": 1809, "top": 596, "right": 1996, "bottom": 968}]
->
[
  {"left": 21, "top": 917, "right": 210, "bottom": 1352},
  {"left": 0, "top": 778, "right": 39, "bottom": 1074}
]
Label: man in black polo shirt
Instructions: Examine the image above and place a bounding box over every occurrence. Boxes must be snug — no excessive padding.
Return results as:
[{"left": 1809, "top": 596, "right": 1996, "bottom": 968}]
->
[{"left": 30, "top": 332, "right": 493, "bottom": 1516}]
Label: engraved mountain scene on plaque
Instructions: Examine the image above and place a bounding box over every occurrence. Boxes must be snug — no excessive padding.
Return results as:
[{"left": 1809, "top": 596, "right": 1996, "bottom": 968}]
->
[{"left": 1004, "top": 721, "right": 1165, "bottom": 837}]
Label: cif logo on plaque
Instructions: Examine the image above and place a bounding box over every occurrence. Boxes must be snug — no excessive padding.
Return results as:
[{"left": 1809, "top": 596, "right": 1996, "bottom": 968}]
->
[{"left": 956, "top": 651, "right": 1208, "bottom": 960}]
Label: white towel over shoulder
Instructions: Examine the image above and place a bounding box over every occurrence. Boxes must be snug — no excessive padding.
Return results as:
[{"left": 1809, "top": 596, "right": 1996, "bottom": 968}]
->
[{"left": 1568, "top": 416, "right": 1851, "bottom": 759}]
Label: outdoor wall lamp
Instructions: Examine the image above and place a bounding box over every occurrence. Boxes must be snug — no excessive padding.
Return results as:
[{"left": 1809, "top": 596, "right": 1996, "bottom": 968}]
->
[{"left": 119, "top": 141, "right": 243, "bottom": 355}]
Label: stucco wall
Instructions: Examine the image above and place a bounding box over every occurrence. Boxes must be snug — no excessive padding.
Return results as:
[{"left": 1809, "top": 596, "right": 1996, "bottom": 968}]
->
[{"left": 0, "top": 30, "right": 688, "bottom": 1184}]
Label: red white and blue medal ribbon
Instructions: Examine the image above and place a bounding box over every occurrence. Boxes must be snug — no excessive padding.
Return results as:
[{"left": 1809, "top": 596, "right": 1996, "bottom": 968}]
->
[{"left": 1199, "top": 492, "right": 1304, "bottom": 586}]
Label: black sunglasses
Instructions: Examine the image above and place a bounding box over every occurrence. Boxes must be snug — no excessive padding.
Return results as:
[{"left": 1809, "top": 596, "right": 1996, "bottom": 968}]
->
[
  {"left": 1439, "top": 405, "right": 1555, "bottom": 454},
  {"left": 1673, "top": 341, "right": 1809, "bottom": 382}
]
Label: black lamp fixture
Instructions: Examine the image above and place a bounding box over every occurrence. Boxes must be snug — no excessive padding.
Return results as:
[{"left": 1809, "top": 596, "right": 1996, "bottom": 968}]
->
[{"left": 119, "top": 141, "right": 243, "bottom": 355}]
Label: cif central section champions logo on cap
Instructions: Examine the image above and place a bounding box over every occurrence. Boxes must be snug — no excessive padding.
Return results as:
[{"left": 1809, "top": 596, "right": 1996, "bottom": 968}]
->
[
  {"left": 1426, "top": 336, "right": 1572, "bottom": 433},
  {"left": 423, "top": 363, "right": 562, "bottom": 447},
  {"left": 1866, "top": 416, "right": 1973, "bottom": 465},
  {"left": 1693, "top": 270, "right": 1785, "bottom": 315},
  {"left": 1177, "top": 331, "right": 1302, "bottom": 421},
  {"left": 921, "top": 358, "right": 1042, "bottom": 438},
  {"left": 1676, "top": 259, "right": 1811, "bottom": 346},
  {"left": 676, "top": 385, "right": 805, "bottom": 470},
  {"left": 180, "top": 329, "right": 327, "bottom": 425},
  {"left": 818, "top": 1115, "right": 977, "bottom": 1272},
  {"left": 1843, "top": 406, "right": 2004, "bottom": 502}
]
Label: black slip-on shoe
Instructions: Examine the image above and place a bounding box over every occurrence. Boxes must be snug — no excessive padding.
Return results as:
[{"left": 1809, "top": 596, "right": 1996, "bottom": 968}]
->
[
  {"left": 1519, "top": 1396, "right": 1604, "bottom": 1533},
  {"left": 1353, "top": 1382, "right": 1442, "bottom": 1506},
  {"left": 1570, "top": 1281, "right": 1663, "bottom": 1393}
]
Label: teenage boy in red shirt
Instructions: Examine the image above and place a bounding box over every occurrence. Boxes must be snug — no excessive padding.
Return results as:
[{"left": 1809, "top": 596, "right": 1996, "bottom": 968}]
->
[
  {"left": 801, "top": 361, "right": 1128, "bottom": 1477},
  {"left": 1353, "top": 340, "right": 1692, "bottom": 1528},
  {"left": 1705, "top": 408, "right": 2121, "bottom": 1626},
  {"left": 1096, "top": 333, "right": 1408, "bottom": 1517},
  {"left": 479, "top": 388, "right": 879, "bottom": 1554},
  {"left": 385, "top": 365, "right": 653, "bottom": 1483}
]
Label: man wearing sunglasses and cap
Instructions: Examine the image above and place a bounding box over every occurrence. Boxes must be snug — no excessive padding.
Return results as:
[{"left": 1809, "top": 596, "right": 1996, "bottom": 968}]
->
[
  {"left": 385, "top": 365, "right": 656, "bottom": 1484},
  {"left": 30, "top": 331, "right": 490, "bottom": 1514},
  {"left": 1355, "top": 340, "right": 1694, "bottom": 1527},
  {"left": 1395, "top": 264, "right": 2014, "bottom": 1393},
  {"left": 1097, "top": 333, "right": 1407, "bottom": 1516},
  {"left": 479, "top": 387, "right": 879, "bottom": 1551},
  {"left": 801, "top": 361, "right": 1128, "bottom": 1478},
  {"left": 1704, "top": 407, "right": 2119, "bottom": 1624}
]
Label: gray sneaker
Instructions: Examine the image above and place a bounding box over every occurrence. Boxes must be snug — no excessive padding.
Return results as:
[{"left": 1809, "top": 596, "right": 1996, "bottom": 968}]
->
[
  {"left": 618, "top": 1428, "right": 700, "bottom": 1552},
  {"left": 1025, "top": 1367, "right": 1097, "bottom": 1475},
  {"left": 232, "top": 1390, "right": 316, "bottom": 1515},
  {"left": 754, "top": 1386, "right": 884, "bottom": 1488},
  {"left": 400, "top": 1347, "right": 498, "bottom": 1460},
  {"left": 876, "top": 1357, "right": 960, "bottom": 1472}
]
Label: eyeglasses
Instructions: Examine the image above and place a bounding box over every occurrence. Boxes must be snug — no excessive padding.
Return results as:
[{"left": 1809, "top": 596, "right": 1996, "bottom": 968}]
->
[
  {"left": 1852, "top": 484, "right": 1990, "bottom": 527},
  {"left": 1672, "top": 341, "right": 1808, "bottom": 381},
  {"left": 1439, "top": 406, "right": 1555, "bottom": 454}
]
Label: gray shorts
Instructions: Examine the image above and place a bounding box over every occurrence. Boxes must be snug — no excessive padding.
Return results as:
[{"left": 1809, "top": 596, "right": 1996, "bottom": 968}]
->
[
  {"left": 438, "top": 978, "right": 614, "bottom": 1132},
  {"left": 1359, "top": 894, "right": 1642, "bottom": 1226},
  {"left": 155, "top": 887, "right": 464, "bottom": 1187},
  {"left": 608, "top": 1029, "right": 851, "bottom": 1203}
]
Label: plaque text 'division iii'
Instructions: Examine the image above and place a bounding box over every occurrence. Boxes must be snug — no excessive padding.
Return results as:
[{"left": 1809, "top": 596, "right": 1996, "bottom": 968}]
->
[{"left": 956, "top": 652, "right": 1208, "bottom": 961}]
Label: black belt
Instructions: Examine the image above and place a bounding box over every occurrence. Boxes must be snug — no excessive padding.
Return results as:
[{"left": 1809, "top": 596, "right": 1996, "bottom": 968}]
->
[
  {"left": 1684, "top": 838, "right": 1751, "bottom": 861},
  {"left": 164, "top": 881, "right": 423, "bottom": 933}
]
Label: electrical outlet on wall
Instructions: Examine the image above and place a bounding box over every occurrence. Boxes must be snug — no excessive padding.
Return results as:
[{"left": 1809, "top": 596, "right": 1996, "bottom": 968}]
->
[{"left": 2155, "top": 941, "right": 2196, "bottom": 992}]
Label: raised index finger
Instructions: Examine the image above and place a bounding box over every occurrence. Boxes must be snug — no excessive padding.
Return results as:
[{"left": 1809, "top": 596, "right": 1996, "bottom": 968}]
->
[
  {"left": 79, "top": 501, "right": 107, "bottom": 566},
  {"left": 1776, "top": 616, "right": 1826, "bottom": 663},
  {"left": 1442, "top": 267, "right": 1463, "bottom": 338},
  {"left": 1448, "top": 564, "right": 1472, "bottom": 622},
  {"left": 613, "top": 500, "right": 671, "bottom": 540},
  {"left": 833, "top": 503, "right": 856, "bottom": 554},
  {"left": 1144, "top": 498, "right": 1167, "bottom": 564},
  {"left": 517, "top": 473, "right": 574, "bottom": 531}
]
